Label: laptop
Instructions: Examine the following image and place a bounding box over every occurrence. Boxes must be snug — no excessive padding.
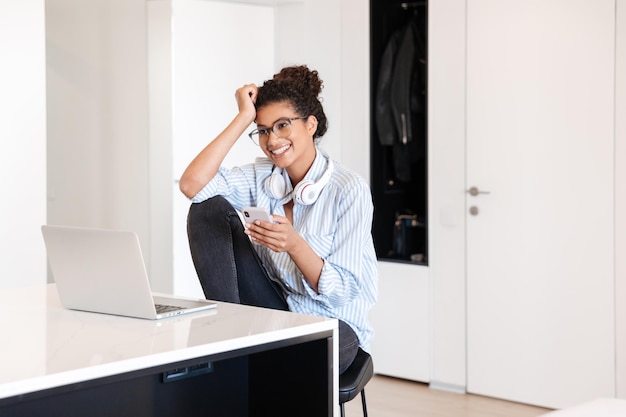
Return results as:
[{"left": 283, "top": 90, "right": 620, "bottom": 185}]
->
[{"left": 41, "top": 225, "right": 216, "bottom": 319}]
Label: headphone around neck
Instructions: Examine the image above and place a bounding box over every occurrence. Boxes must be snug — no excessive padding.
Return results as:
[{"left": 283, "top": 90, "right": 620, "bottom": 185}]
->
[{"left": 264, "top": 157, "right": 334, "bottom": 206}]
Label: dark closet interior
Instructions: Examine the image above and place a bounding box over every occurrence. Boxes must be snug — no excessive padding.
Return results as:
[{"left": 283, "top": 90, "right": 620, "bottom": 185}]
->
[{"left": 370, "top": 0, "right": 428, "bottom": 265}]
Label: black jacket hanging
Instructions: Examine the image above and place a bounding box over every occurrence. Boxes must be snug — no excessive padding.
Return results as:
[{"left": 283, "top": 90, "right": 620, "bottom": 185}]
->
[
  {"left": 375, "top": 26, "right": 402, "bottom": 147},
  {"left": 375, "top": 18, "right": 427, "bottom": 182}
]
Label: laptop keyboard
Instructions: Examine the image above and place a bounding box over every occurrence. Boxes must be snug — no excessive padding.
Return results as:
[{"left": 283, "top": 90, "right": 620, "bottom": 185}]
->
[{"left": 155, "top": 304, "right": 185, "bottom": 314}]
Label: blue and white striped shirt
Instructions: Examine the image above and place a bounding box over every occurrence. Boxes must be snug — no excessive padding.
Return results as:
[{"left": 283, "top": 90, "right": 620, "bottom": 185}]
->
[{"left": 191, "top": 149, "right": 378, "bottom": 350}]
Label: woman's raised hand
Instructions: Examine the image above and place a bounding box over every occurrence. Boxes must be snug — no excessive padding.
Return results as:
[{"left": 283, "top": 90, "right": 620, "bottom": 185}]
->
[
  {"left": 179, "top": 83, "right": 260, "bottom": 199},
  {"left": 235, "top": 84, "right": 258, "bottom": 122}
]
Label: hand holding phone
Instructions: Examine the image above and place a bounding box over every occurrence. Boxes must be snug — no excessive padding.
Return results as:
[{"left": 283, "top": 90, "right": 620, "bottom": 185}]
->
[{"left": 242, "top": 207, "right": 272, "bottom": 224}]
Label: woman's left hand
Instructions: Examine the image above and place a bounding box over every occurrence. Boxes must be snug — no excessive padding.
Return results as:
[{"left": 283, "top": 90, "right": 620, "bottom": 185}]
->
[
  {"left": 244, "top": 214, "right": 300, "bottom": 253},
  {"left": 245, "top": 213, "right": 324, "bottom": 292}
]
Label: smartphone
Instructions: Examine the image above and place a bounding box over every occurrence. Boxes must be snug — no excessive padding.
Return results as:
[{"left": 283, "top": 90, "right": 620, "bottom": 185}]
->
[{"left": 242, "top": 206, "right": 272, "bottom": 224}]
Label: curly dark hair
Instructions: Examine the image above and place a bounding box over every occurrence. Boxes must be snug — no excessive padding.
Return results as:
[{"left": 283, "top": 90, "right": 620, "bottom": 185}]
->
[{"left": 255, "top": 65, "right": 328, "bottom": 140}]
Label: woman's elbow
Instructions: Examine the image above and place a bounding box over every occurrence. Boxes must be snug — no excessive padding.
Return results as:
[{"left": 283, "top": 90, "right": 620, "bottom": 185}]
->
[{"left": 178, "top": 177, "right": 198, "bottom": 199}]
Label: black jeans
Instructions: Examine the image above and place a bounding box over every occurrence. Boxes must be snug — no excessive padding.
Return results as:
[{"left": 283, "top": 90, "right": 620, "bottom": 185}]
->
[{"left": 187, "top": 196, "right": 359, "bottom": 374}]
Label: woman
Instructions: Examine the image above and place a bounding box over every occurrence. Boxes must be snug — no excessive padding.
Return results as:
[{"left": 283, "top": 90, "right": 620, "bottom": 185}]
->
[{"left": 179, "top": 65, "right": 377, "bottom": 373}]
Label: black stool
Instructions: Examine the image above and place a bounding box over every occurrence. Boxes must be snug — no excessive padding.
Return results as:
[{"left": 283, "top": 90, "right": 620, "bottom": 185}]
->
[{"left": 339, "top": 348, "right": 374, "bottom": 417}]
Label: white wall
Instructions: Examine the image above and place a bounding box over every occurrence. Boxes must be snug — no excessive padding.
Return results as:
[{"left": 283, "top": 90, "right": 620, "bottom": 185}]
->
[
  {"left": 339, "top": 0, "right": 370, "bottom": 183},
  {"left": 46, "top": 0, "right": 150, "bottom": 254},
  {"left": 170, "top": 0, "right": 275, "bottom": 297},
  {"left": 0, "top": 1, "right": 47, "bottom": 288},
  {"left": 428, "top": 0, "right": 468, "bottom": 390},
  {"left": 274, "top": 0, "right": 344, "bottom": 167},
  {"left": 616, "top": 0, "right": 626, "bottom": 400},
  {"left": 147, "top": 0, "right": 174, "bottom": 293}
]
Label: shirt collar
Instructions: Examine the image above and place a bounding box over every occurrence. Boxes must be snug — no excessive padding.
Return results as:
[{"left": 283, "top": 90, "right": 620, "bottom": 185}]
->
[{"left": 301, "top": 147, "right": 328, "bottom": 184}]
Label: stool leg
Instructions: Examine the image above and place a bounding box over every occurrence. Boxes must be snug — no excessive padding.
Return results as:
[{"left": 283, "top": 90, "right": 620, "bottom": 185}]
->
[
  {"left": 361, "top": 389, "right": 368, "bottom": 417},
  {"left": 340, "top": 402, "right": 346, "bottom": 417}
]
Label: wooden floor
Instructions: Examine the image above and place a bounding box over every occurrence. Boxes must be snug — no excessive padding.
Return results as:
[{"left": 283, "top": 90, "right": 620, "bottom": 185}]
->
[{"left": 343, "top": 375, "right": 553, "bottom": 417}]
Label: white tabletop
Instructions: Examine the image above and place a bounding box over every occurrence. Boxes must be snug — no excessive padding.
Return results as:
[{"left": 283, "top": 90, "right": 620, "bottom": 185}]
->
[{"left": 0, "top": 284, "right": 337, "bottom": 400}]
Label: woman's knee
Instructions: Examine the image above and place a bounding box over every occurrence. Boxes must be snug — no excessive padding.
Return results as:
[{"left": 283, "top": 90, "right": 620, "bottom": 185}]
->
[
  {"left": 338, "top": 320, "right": 360, "bottom": 374},
  {"left": 188, "top": 196, "right": 245, "bottom": 237},
  {"left": 188, "top": 196, "right": 234, "bottom": 222}
]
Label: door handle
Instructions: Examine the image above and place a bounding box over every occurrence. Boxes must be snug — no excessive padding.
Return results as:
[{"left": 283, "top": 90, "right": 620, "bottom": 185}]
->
[{"left": 467, "top": 186, "right": 490, "bottom": 196}]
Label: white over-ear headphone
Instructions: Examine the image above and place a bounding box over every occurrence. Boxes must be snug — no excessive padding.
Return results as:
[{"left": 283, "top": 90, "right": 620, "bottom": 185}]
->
[{"left": 264, "top": 157, "right": 334, "bottom": 206}]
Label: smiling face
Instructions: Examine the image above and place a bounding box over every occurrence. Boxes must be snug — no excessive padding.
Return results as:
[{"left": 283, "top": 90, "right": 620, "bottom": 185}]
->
[{"left": 255, "top": 101, "right": 318, "bottom": 183}]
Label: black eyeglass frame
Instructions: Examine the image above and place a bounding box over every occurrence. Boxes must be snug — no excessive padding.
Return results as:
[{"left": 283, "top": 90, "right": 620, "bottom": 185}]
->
[{"left": 248, "top": 117, "right": 308, "bottom": 145}]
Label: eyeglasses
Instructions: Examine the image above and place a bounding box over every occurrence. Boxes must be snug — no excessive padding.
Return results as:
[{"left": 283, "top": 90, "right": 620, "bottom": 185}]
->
[{"left": 248, "top": 117, "right": 308, "bottom": 145}]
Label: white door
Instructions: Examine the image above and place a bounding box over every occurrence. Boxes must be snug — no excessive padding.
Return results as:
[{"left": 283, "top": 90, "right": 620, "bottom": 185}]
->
[{"left": 466, "top": 0, "right": 615, "bottom": 409}]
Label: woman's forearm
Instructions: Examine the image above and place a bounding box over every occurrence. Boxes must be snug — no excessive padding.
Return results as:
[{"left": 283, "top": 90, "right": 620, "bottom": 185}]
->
[
  {"left": 179, "top": 112, "right": 254, "bottom": 199},
  {"left": 288, "top": 235, "right": 324, "bottom": 293}
]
